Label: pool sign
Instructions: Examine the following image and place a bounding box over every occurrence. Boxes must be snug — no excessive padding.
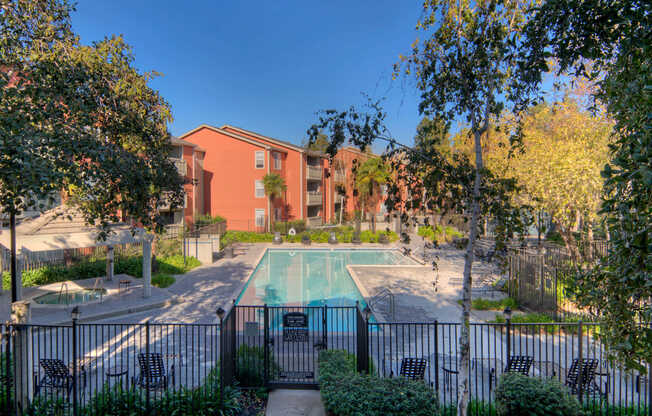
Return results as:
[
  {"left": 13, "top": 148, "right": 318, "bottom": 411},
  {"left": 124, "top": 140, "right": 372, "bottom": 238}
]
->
[
  {"left": 283, "top": 312, "right": 308, "bottom": 342},
  {"left": 244, "top": 322, "right": 259, "bottom": 337}
]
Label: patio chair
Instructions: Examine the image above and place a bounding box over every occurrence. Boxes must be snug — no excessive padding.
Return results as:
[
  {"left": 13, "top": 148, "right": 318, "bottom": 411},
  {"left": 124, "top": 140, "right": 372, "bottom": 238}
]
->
[
  {"left": 35, "top": 358, "right": 86, "bottom": 400},
  {"left": 133, "top": 353, "right": 175, "bottom": 391},
  {"left": 504, "top": 355, "right": 534, "bottom": 376},
  {"left": 400, "top": 357, "right": 428, "bottom": 380},
  {"left": 565, "top": 358, "right": 607, "bottom": 398}
]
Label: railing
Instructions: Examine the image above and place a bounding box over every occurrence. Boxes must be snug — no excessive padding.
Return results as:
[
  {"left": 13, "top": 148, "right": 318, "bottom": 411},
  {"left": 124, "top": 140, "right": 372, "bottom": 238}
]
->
[
  {"left": 0, "top": 313, "right": 649, "bottom": 416},
  {"left": 306, "top": 216, "right": 322, "bottom": 227},
  {"left": 333, "top": 171, "right": 345, "bottom": 183},
  {"left": 306, "top": 166, "right": 322, "bottom": 181},
  {"left": 171, "top": 158, "right": 187, "bottom": 177},
  {"left": 306, "top": 192, "right": 322, "bottom": 206},
  {"left": 367, "top": 288, "right": 395, "bottom": 320}
]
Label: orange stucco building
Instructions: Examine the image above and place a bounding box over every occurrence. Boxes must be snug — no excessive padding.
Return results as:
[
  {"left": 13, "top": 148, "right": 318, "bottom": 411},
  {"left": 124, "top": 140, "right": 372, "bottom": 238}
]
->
[{"left": 179, "top": 125, "right": 335, "bottom": 230}]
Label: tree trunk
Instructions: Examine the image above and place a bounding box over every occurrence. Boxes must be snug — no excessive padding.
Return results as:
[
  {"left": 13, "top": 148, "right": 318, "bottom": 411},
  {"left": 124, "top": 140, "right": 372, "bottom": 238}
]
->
[
  {"left": 559, "top": 227, "right": 580, "bottom": 262},
  {"left": 586, "top": 220, "right": 594, "bottom": 261},
  {"left": 339, "top": 197, "right": 343, "bottom": 225},
  {"left": 371, "top": 210, "right": 376, "bottom": 233},
  {"left": 457, "top": 127, "right": 484, "bottom": 416}
]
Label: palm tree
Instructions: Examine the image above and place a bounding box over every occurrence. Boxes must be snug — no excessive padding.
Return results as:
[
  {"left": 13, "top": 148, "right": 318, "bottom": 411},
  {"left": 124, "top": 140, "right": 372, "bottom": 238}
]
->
[
  {"left": 355, "top": 158, "right": 391, "bottom": 233},
  {"left": 263, "top": 173, "right": 287, "bottom": 232}
]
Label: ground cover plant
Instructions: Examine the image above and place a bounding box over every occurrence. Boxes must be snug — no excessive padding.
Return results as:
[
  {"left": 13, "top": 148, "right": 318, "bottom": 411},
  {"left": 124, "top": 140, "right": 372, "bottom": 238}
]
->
[
  {"left": 221, "top": 228, "right": 398, "bottom": 247},
  {"left": 457, "top": 297, "right": 518, "bottom": 311},
  {"left": 318, "top": 349, "right": 438, "bottom": 416}
]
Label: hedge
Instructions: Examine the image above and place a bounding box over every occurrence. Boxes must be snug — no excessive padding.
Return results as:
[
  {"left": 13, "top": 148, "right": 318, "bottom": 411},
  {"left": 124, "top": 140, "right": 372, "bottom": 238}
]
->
[
  {"left": 417, "top": 225, "right": 464, "bottom": 244},
  {"left": 220, "top": 228, "right": 399, "bottom": 247},
  {"left": 494, "top": 373, "right": 582, "bottom": 416},
  {"left": 318, "top": 350, "right": 439, "bottom": 416}
]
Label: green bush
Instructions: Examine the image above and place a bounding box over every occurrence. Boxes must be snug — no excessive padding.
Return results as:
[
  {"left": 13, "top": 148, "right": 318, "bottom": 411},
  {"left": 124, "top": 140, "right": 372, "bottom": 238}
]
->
[
  {"left": 195, "top": 213, "right": 226, "bottom": 227},
  {"left": 81, "top": 383, "right": 146, "bottom": 415},
  {"left": 273, "top": 219, "right": 306, "bottom": 234},
  {"left": 235, "top": 344, "right": 279, "bottom": 387},
  {"left": 151, "top": 273, "right": 175, "bottom": 288},
  {"left": 319, "top": 350, "right": 439, "bottom": 416},
  {"left": 418, "top": 225, "right": 464, "bottom": 244},
  {"left": 221, "top": 231, "right": 274, "bottom": 248},
  {"left": 155, "top": 237, "right": 183, "bottom": 257},
  {"left": 494, "top": 373, "right": 582, "bottom": 416},
  {"left": 470, "top": 297, "right": 518, "bottom": 310}
]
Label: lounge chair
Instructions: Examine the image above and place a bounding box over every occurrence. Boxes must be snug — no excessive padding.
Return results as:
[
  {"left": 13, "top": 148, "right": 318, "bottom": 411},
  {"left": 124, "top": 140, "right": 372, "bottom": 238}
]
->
[
  {"left": 133, "top": 353, "right": 175, "bottom": 390},
  {"left": 565, "top": 358, "right": 607, "bottom": 397},
  {"left": 35, "top": 358, "right": 86, "bottom": 399},
  {"left": 504, "top": 355, "right": 534, "bottom": 376},
  {"left": 400, "top": 357, "right": 428, "bottom": 380}
]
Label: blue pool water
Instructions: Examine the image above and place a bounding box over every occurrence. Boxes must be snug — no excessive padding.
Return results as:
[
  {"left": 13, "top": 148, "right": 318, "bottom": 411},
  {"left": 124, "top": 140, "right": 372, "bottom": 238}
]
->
[{"left": 236, "top": 249, "right": 416, "bottom": 308}]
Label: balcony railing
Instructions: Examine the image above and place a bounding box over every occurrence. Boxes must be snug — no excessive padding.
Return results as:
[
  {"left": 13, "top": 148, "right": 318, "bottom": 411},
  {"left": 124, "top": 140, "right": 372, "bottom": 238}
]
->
[
  {"left": 307, "top": 166, "right": 322, "bottom": 181},
  {"left": 306, "top": 192, "right": 322, "bottom": 206},
  {"left": 307, "top": 216, "right": 322, "bottom": 227},
  {"left": 172, "top": 158, "right": 187, "bottom": 177},
  {"left": 333, "top": 171, "right": 345, "bottom": 183}
]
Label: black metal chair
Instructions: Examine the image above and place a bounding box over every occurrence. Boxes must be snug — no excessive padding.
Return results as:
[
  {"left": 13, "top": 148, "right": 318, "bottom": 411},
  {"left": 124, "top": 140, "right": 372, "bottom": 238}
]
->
[
  {"left": 133, "top": 353, "right": 175, "bottom": 391},
  {"left": 35, "top": 358, "right": 86, "bottom": 399},
  {"left": 400, "top": 357, "right": 428, "bottom": 380},
  {"left": 504, "top": 355, "right": 534, "bottom": 376},
  {"left": 565, "top": 358, "right": 607, "bottom": 398}
]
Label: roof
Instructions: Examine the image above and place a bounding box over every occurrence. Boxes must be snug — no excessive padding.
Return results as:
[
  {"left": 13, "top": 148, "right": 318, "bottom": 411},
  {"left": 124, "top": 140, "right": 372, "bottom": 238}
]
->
[
  {"left": 0, "top": 205, "right": 144, "bottom": 252},
  {"left": 178, "top": 124, "right": 285, "bottom": 151},
  {"left": 221, "top": 124, "right": 306, "bottom": 153}
]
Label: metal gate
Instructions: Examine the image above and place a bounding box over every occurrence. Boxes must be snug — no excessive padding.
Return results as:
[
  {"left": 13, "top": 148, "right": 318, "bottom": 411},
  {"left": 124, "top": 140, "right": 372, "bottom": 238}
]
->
[{"left": 226, "top": 305, "right": 357, "bottom": 388}]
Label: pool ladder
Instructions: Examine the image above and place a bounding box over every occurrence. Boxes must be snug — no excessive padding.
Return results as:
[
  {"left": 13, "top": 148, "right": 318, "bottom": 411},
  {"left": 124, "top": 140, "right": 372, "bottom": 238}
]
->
[
  {"left": 58, "top": 283, "right": 69, "bottom": 305},
  {"left": 92, "top": 278, "right": 104, "bottom": 303},
  {"left": 368, "top": 288, "right": 396, "bottom": 320}
]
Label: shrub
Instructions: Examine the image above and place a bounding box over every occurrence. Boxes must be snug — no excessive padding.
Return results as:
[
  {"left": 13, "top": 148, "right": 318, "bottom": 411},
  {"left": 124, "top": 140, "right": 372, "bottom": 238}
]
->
[
  {"left": 471, "top": 297, "right": 518, "bottom": 310},
  {"left": 418, "top": 225, "right": 464, "bottom": 244},
  {"left": 152, "top": 273, "right": 175, "bottom": 288},
  {"left": 81, "top": 383, "right": 146, "bottom": 415},
  {"left": 235, "top": 345, "right": 279, "bottom": 387},
  {"left": 195, "top": 213, "right": 226, "bottom": 227},
  {"left": 494, "top": 373, "right": 582, "bottom": 416},
  {"left": 155, "top": 238, "right": 182, "bottom": 257},
  {"left": 221, "top": 231, "right": 274, "bottom": 248},
  {"left": 273, "top": 219, "right": 306, "bottom": 234},
  {"left": 319, "top": 350, "right": 438, "bottom": 416}
]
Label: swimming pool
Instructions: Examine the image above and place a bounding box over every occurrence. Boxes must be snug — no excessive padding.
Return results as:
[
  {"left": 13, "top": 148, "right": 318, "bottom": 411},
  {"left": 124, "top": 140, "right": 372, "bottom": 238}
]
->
[{"left": 236, "top": 249, "right": 416, "bottom": 307}]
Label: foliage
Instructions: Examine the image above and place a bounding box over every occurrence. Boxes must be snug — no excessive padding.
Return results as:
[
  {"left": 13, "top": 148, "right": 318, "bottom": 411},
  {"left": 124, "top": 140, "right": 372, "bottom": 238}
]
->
[
  {"left": 418, "top": 225, "right": 463, "bottom": 244},
  {"left": 221, "top": 228, "right": 398, "bottom": 246},
  {"left": 195, "top": 214, "right": 227, "bottom": 228},
  {"left": 303, "top": 132, "right": 331, "bottom": 153},
  {"left": 81, "top": 383, "right": 146, "bottom": 415},
  {"left": 1, "top": 253, "right": 199, "bottom": 289},
  {"left": 318, "top": 350, "right": 439, "bottom": 416},
  {"left": 494, "top": 373, "right": 582, "bottom": 416},
  {"left": 263, "top": 173, "right": 287, "bottom": 231},
  {"left": 273, "top": 219, "right": 306, "bottom": 234},
  {"left": 221, "top": 231, "right": 275, "bottom": 248},
  {"left": 467, "top": 297, "right": 518, "bottom": 311},
  {"left": 235, "top": 345, "right": 279, "bottom": 387},
  {"left": 517, "top": 0, "right": 652, "bottom": 370},
  {"left": 354, "top": 157, "right": 391, "bottom": 233},
  {"left": 155, "top": 237, "right": 183, "bottom": 258}
]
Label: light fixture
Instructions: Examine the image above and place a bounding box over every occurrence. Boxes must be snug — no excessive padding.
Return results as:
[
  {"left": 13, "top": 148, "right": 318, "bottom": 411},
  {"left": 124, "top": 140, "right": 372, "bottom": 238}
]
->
[
  {"left": 503, "top": 306, "right": 512, "bottom": 321},
  {"left": 216, "top": 307, "right": 225, "bottom": 320},
  {"left": 71, "top": 306, "right": 81, "bottom": 321},
  {"left": 363, "top": 306, "right": 372, "bottom": 321}
]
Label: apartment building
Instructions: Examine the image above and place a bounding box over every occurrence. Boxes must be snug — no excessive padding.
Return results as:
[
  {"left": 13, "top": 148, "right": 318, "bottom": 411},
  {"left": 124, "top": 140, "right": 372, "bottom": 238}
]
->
[
  {"left": 159, "top": 138, "right": 206, "bottom": 229},
  {"left": 179, "top": 125, "right": 333, "bottom": 231}
]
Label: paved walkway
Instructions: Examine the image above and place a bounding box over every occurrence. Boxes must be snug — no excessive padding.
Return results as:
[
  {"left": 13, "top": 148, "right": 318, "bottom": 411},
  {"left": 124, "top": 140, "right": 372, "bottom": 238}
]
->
[{"left": 265, "top": 390, "right": 325, "bottom": 416}]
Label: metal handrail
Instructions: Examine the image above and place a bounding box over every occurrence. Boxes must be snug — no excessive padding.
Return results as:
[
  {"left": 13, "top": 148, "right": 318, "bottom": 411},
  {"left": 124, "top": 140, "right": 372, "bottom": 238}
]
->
[
  {"left": 58, "top": 283, "right": 69, "bottom": 305},
  {"left": 368, "top": 288, "right": 396, "bottom": 320}
]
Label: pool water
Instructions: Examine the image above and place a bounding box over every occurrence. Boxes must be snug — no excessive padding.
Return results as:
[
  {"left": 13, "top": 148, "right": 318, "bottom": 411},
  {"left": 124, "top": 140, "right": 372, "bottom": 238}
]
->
[
  {"left": 236, "top": 249, "right": 415, "bottom": 307},
  {"left": 34, "top": 288, "right": 106, "bottom": 305}
]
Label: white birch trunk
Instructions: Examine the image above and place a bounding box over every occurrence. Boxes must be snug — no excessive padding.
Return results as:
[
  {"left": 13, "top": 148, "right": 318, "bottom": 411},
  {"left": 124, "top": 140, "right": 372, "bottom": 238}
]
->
[{"left": 457, "top": 121, "right": 485, "bottom": 416}]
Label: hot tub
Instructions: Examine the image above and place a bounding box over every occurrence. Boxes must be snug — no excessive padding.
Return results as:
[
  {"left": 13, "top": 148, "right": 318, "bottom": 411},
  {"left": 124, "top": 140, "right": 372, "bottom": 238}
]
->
[{"left": 34, "top": 288, "right": 107, "bottom": 305}]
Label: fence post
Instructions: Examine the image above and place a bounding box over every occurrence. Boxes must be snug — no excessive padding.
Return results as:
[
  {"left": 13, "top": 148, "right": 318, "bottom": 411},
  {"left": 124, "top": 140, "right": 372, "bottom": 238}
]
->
[
  {"left": 3, "top": 323, "right": 12, "bottom": 416},
  {"left": 72, "top": 313, "right": 79, "bottom": 416},
  {"left": 577, "top": 321, "right": 583, "bottom": 403},
  {"left": 506, "top": 317, "right": 511, "bottom": 364},
  {"left": 322, "top": 305, "right": 328, "bottom": 350},
  {"left": 11, "top": 301, "right": 32, "bottom": 416},
  {"left": 434, "top": 320, "right": 439, "bottom": 394},
  {"left": 145, "top": 320, "right": 151, "bottom": 411},
  {"left": 105, "top": 246, "right": 114, "bottom": 282},
  {"left": 263, "top": 304, "right": 269, "bottom": 385},
  {"left": 218, "top": 312, "right": 224, "bottom": 409}
]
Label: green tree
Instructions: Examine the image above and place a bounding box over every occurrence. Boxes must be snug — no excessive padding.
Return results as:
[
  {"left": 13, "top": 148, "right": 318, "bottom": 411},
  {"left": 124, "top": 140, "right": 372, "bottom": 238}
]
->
[
  {"left": 395, "top": 0, "right": 533, "bottom": 412},
  {"left": 302, "top": 132, "right": 330, "bottom": 153},
  {"left": 355, "top": 158, "right": 391, "bottom": 233},
  {"left": 263, "top": 173, "right": 287, "bottom": 232},
  {"left": 0, "top": 0, "right": 183, "bottom": 301},
  {"left": 518, "top": 0, "right": 651, "bottom": 370}
]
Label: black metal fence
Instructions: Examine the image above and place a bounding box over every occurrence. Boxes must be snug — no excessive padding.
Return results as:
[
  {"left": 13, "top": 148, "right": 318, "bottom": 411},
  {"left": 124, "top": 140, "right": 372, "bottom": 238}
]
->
[{"left": 0, "top": 307, "right": 649, "bottom": 416}]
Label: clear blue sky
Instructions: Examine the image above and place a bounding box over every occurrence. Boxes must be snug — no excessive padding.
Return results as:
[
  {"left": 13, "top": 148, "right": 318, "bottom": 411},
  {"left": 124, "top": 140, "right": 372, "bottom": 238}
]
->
[{"left": 72, "top": 1, "right": 427, "bottom": 149}]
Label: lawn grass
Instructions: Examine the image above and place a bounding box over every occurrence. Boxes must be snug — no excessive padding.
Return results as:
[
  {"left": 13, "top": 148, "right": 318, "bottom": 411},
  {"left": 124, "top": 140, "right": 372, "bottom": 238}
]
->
[{"left": 457, "top": 297, "right": 518, "bottom": 310}]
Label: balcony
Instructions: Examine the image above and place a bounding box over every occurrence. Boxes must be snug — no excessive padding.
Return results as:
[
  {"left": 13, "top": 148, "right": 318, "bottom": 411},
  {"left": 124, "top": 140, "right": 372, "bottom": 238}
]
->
[
  {"left": 158, "top": 192, "right": 186, "bottom": 212},
  {"left": 335, "top": 195, "right": 345, "bottom": 204},
  {"left": 307, "top": 216, "right": 322, "bottom": 227},
  {"left": 307, "top": 166, "right": 322, "bottom": 181},
  {"left": 306, "top": 192, "right": 322, "bottom": 206},
  {"left": 172, "top": 158, "right": 187, "bottom": 177},
  {"left": 333, "top": 171, "right": 345, "bottom": 183}
]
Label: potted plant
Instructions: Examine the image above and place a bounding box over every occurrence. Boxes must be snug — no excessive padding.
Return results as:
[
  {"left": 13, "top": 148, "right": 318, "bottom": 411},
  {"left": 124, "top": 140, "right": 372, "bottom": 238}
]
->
[{"left": 301, "top": 233, "right": 311, "bottom": 245}]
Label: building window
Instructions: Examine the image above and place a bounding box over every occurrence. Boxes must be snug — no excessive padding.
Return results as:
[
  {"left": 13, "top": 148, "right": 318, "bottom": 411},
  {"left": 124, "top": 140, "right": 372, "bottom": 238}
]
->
[
  {"left": 255, "top": 151, "right": 265, "bottom": 169},
  {"left": 255, "top": 180, "right": 265, "bottom": 198},
  {"left": 255, "top": 209, "right": 265, "bottom": 227},
  {"left": 273, "top": 152, "right": 281, "bottom": 170},
  {"left": 275, "top": 207, "right": 282, "bottom": 221}
]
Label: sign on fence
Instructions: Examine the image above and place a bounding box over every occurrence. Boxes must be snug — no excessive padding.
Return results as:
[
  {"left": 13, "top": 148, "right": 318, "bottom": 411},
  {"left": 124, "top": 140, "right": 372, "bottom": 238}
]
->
[{"left": 283, "top": 312, "right": 308, "bottom": 342}]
